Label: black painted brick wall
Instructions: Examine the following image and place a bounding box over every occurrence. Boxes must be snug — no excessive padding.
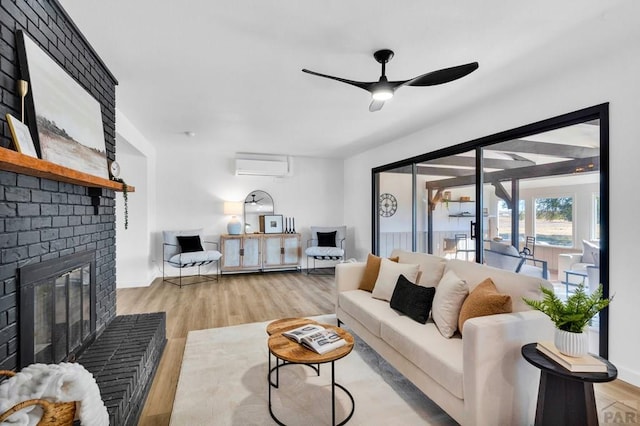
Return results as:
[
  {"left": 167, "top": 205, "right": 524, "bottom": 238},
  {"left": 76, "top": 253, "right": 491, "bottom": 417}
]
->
[{"left": 0, "top": 0, "right": 118, "bottom": 370}]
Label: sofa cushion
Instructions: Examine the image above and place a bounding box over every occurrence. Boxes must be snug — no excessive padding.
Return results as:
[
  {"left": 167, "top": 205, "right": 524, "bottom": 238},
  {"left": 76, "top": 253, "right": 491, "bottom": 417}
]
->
[
  {"left": 582, "top": 240, "right": 600, "bottom": 267},
  {"left": 486, "top": 241, "right": 524, "bottom": 272},
  {"left": 458, "top": 278, "right": 512, "bottom": 334},
  {"left": 338, "top": 290, "right": 401, "bottom": 337},
  {"left": 390, "top": 250, "right": 446, "bottom": 287},
  {"left": 444, "top": 259, "right": 552, "bottom": 312},
  {"left": 358, "top": 254, "right": 399, "bottom": 292},
  {"left": 380, "top": 316, "right": 464, "bottom": 399},
  {"left": 432, "top": 269, "right": 468, "bottom": 338},
  {"left": 389, "top": 275, "right": 436, "bottom": 324},
  {"left": 371, "top": 259, "right": 419, "bottom": 301}
]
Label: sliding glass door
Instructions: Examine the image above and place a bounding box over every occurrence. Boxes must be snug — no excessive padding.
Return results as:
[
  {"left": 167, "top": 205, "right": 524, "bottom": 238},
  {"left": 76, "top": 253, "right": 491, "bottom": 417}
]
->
[{"left": 372, "top": 104, "right": 608, "bottom": 357}]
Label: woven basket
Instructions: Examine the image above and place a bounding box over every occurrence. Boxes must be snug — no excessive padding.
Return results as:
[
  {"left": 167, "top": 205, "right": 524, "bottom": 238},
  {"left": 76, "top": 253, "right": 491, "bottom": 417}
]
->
[{"left": 0, "top": 370, "right": 77, "bottom": 426}]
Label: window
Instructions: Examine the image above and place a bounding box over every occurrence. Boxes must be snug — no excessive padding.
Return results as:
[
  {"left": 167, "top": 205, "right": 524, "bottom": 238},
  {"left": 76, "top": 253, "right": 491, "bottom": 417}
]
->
[
  {"left": 534, "top": 197, "right": 573, "bottom": 247},
  {"left": 593, "top": 193, "right": 600, "bottom": 241},
  {"left": 497, "top": 199, "right": 525, "bottom": 242}
]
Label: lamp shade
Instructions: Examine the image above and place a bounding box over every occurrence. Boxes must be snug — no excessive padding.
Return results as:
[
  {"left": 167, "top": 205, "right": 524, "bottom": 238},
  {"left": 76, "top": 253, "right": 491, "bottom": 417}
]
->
[{"left": 223, "top": 201, "right": 243, "bottom": 216}]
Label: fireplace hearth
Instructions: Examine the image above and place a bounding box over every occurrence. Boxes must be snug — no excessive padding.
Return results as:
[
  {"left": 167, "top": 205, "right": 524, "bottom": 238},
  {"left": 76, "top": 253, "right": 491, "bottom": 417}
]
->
[{"left": 18, "top": 250, "right": 97, "bottom": 368}]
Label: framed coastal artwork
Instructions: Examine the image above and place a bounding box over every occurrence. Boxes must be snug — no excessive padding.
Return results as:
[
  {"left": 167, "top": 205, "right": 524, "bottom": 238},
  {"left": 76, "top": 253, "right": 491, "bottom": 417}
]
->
[
  {"left": 6, "top": 113, "right": 38, "bottom": 158},
  {"left": 16, "top": 31, "right": 109, "bottom": 179}
]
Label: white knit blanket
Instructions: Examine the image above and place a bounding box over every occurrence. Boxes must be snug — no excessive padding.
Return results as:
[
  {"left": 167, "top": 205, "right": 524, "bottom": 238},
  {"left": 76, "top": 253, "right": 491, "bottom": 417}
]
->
[{"left": 0, "top": 363, "right": 108, "bottom": 426}]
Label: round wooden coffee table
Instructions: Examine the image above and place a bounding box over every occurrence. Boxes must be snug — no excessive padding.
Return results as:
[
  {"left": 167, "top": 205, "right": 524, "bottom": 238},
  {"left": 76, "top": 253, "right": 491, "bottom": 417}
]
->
[{"left": 267, "top": 319, "right": 355, "bottom": 426}]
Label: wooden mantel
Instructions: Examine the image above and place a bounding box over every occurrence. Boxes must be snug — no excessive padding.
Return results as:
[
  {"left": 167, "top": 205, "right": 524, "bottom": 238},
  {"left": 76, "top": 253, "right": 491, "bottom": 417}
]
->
[{"left": 0, "top": 147, "right": 134, "bottom": 192}]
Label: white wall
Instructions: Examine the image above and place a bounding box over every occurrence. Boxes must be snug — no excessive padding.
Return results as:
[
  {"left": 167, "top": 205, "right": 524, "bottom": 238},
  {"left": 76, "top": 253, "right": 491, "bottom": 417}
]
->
[
  {"left": 343, "top": 16, "right": 640, "bottom": 385},
  {"left": 115, "top": 109, "right": 157, "bottom": 288},
  {"left": 153, "top": 145, "right": 345, "bottom": 274}
]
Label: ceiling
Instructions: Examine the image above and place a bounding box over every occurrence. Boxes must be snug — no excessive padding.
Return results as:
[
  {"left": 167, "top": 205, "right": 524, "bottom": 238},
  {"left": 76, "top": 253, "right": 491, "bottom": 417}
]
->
[{"left": 57, "top": 0, "right": 631, "bottom": 158}]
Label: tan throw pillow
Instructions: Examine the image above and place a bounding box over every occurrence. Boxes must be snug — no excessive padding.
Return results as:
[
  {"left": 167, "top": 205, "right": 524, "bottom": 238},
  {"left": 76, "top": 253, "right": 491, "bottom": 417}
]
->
[
  {"left": 371, "top": 259, "right": 420, "bottom": 301},
  {"left": 458, "top": 278, "right": 512, "bottom": 335},
  {"left": 432, "top": 269, "right": 468, "bottom": 338},
  {"left": 358, "top": 254, "right": 399, "bottom": 292}
]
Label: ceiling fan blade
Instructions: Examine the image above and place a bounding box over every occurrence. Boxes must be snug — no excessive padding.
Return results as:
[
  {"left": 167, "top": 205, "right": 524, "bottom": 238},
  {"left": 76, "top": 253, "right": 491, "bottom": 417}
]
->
[
  {"left": 405, "top": 62, "right": 479, "bottom": 87},
  {"left": 302, "top": 69, "right": 375, "bottom": 92},
  {"left": 369, "top": 99, "right": 385, "bottom": 112}
]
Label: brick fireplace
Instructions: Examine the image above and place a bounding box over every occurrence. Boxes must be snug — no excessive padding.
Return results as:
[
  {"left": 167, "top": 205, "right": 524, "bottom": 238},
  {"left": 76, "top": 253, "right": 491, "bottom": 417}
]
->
[
  {"left": 1, "top": 3, "right": 166, "bottom": 424},
  {"left": 0, "top": 0, "right": 118, "bottom": 371}
]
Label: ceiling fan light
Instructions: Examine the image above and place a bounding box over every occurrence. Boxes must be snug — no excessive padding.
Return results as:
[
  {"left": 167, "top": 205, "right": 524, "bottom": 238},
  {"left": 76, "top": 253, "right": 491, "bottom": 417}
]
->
[{"left": 372, "top": 88, "right": 393, "bottom": 101}]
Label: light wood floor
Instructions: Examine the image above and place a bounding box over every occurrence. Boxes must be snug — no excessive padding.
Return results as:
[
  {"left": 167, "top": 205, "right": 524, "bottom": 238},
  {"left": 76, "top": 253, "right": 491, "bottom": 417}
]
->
[{"left": 117, "top": 271, "right": 639, "bottom": 426}]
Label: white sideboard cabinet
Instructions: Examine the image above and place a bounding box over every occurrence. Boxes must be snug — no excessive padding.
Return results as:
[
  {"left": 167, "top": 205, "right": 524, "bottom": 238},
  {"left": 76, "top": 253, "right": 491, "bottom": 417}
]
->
[{"left": 220, "top": 234, "right": 301, "bottom": 273}]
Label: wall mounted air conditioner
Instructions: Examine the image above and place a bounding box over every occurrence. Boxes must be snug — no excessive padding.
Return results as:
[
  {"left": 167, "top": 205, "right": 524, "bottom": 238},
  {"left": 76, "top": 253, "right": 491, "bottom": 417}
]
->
[{"left": 235, "top": 157, "right": 291, "bottom": 176}]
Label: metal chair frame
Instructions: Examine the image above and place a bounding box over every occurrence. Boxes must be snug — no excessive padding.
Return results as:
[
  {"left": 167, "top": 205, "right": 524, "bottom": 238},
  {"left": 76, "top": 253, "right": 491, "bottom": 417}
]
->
[
  {"left": 162, "top": 241, "right": 220, "bottom": 287},
  {"left": 305, "top": 238, "right": 346, "bottom": 275}
]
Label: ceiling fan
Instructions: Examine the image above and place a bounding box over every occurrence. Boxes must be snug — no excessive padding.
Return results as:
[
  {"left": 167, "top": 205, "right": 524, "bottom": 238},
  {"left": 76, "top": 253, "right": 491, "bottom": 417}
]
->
[
  {"left": 302, "top": 49, "right": 478, "bottom": 112},
  {"left": 245, "top": 194, "right": 263, "bottom": 205}
]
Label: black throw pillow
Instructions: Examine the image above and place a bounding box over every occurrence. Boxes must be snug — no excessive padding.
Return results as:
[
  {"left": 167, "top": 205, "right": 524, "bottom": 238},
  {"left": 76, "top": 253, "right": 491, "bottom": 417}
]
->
[
  {"left": 390, "top": 274, "right": 436, "bottom": 324},
  {"left": 317, "top": 231, "right": 337, "bottom": 247},
  {"left": 176, "top": 235, "right": 203, "bottom": 253}
]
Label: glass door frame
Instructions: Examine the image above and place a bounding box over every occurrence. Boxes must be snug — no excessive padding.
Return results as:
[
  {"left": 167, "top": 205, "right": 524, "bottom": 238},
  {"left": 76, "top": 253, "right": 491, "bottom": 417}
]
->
[{"left": 372, "top": 103, "right": 609, "bottom": 357}]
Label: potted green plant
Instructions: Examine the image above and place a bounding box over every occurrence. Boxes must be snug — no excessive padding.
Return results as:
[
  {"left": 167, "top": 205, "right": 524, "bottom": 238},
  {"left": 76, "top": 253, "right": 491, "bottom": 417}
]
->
[{"left": 523, "top": 283, "right": 611, "bottom": 357}]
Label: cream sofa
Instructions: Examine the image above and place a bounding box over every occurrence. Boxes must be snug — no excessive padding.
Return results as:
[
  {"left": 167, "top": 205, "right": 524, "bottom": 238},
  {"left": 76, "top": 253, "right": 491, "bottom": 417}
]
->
[{"left": 335, "top": 250, "right": 554, "bottom": 426}]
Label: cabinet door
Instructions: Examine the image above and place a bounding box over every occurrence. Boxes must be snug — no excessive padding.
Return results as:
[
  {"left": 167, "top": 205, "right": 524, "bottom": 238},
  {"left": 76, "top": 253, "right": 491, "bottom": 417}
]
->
[
  {"left": 222, "top": 237, "right": 241, "bottom": 269},
  {"left": 262, "top": 236, "right": 283, "bottom": 267},
  {"left": 242, "top": 236, "right": 261, "bottom": 268},
  {"left": 282, "top": 235, "right": 300, "bottom": 265}
]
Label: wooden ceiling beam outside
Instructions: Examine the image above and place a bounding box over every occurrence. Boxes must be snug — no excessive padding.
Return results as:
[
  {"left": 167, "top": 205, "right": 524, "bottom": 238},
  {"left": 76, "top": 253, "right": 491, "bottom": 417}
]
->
[
  {"left": 488, "top": 140, "right": 599, "bottom": 159},
  {"left": 425, "top": 156, "right": 599, "bottom": 190}
]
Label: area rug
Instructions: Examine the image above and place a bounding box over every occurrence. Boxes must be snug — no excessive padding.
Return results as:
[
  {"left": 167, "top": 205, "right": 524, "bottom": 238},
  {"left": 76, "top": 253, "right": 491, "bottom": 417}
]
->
[{"left": 170, "top": 314, "right": 457, "bottom": 425}]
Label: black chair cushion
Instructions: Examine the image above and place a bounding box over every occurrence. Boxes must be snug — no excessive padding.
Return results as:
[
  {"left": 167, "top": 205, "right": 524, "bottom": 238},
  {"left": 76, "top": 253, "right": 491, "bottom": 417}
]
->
[
  {"left": 177, "top": 235, "right": 203, "bottom": 253},
  {"left": 317, "top": 231, "right": 337, "bottom": 247}
]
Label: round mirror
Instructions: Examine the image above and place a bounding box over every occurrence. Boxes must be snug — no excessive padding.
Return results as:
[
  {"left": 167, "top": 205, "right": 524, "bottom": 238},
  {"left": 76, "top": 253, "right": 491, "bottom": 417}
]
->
[{"left": 243, "top": 190, "right": 274, "bottom": 233}]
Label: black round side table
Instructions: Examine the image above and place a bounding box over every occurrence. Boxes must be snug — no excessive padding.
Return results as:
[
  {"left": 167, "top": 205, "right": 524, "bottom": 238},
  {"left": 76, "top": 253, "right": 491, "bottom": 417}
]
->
[{"left": 522, "top": 343, "right": 617, "bottom": 426}]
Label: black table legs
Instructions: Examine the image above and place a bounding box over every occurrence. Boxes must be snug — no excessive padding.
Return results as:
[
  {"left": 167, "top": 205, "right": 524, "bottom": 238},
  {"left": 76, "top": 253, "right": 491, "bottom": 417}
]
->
[{"left": 535, "top": 371, "right": 599, "bottom": 426}]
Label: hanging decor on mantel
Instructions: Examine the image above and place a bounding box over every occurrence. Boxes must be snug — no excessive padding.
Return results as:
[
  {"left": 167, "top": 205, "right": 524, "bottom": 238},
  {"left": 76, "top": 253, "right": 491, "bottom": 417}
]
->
[{"left": 16, "top": 30, "right": 109, "bottom": 180}]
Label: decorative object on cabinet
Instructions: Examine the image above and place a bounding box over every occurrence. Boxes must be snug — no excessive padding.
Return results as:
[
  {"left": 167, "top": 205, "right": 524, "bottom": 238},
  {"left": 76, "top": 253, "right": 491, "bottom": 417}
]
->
[
  {"left": 6, "top": 113, "right": 38, "bottom": 158},
  {"left": 162, "top": 229, "right": 221, "bottom": 287},
  {"left": 305, "top": 226, "right": 346, "bottom": 274},
  {"left": 220, "top": 233, "right": 300, "bottom": 273},
  {"left": 17, "top": 31, "right": 109, "bottom": 179},
  {"left": 378, "top": 193, "right": 397, "bottom": 217},
  {"left": 284, "top": 217, "right": 297, "bottom": 234},
  {"left": 264, "top": 214, "right": 283, "bottom": 234},
  {"left": 244, "top": 190, "right": 274, "bottom": 233},
  {"left": 224, "top": 201, "right": 244, "bottom": 235}
]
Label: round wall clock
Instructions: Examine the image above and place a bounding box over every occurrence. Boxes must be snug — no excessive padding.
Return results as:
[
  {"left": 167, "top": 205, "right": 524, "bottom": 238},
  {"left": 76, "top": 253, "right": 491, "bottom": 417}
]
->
[
  {"left": 109, "top": 160, "right": 121, "bottom": 178},
  {"left": 379, "top": 193, "right": 398, "bottom": 217}
]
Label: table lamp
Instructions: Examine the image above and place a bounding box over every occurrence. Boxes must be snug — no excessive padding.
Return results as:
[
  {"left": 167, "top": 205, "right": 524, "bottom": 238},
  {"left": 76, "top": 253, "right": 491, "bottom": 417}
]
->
[{"left": 224, "top": 201, "right": 243, "bottom": 235}]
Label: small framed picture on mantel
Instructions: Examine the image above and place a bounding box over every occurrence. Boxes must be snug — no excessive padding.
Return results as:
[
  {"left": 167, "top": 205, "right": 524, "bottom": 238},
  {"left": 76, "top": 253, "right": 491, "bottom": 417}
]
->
[
  {"left": 6, "top": 113, "right": 38, "bottom": 158},
  {"left": 264, "top": 215, "right": 283, "bottom": 234}
]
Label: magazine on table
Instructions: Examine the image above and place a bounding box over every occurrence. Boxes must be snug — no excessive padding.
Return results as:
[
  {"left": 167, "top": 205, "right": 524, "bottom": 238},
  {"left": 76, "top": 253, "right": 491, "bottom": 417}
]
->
[{"left": 282, "top": 324, "right": 346, "bottom": 354}]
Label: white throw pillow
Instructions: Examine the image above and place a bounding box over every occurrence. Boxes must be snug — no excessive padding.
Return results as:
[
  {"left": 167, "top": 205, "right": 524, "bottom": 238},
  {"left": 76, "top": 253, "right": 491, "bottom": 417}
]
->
[
  {"left": 432, "top": 269, "right": 469, "bottom": 338},
  {"left": 371, "top": 259, "right": 420, "bottom": 302}
]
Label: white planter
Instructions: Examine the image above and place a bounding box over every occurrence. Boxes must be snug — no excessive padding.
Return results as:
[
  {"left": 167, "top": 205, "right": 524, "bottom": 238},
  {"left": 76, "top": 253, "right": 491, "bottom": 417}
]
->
[{"left": 554, "top": 328, "right": 588, "bottom": 357}]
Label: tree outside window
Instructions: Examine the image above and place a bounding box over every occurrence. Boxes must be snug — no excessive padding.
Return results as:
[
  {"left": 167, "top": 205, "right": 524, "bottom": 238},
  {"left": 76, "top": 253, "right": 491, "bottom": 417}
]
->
[{"left": 534, "top": 197, "right": 573, "bottom": 247}]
